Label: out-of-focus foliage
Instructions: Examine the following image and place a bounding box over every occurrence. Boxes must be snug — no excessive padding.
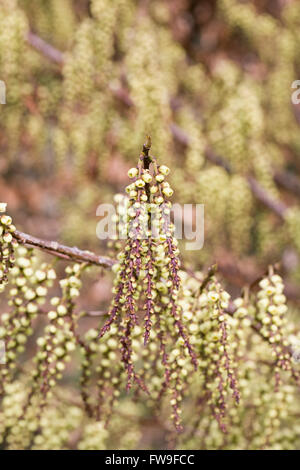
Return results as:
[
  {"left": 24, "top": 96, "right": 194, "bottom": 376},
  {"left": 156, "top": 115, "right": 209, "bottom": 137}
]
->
[
  {"left": 0, "top": 0, "right": 299, "bottom": 270},
  {"left": 1, "top": 0, "right": 300, "bottom": 450}
]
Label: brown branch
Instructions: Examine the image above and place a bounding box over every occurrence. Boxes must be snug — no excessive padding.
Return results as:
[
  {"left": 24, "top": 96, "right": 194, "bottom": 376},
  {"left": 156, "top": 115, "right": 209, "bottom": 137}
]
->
[
  {"left": 13, "top": 230, "right": 115, "bottom": 269},
  {"left": 274, "top": 170, "right": 300, "bottom": 199},
  {"left": 27, "top": 32, "right": 65, "bottom": 65},
  {"left": 247, "top": 176, "right": 287, "bottom": 219},
  {"left": 25, "top": 31, "right": 298, "bottom": 217},
  {"left": 169, "top": 123, "right": 190, "bottom": 147},
  {"left": 170, "top": 124, "right": 294, "bottom": 217},
  {"left": 199, "top": 264, "right": 218, "bottom": 294}
]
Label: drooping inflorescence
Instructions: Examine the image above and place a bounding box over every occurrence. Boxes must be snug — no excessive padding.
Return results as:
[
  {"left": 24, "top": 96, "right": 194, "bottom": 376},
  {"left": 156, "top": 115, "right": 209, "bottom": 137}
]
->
[
  {"left": 28, "top": 263, "right": 86, "bottom": 406},
  {"left": 177, "top": 269, "right": 240, "bottom": 434},
  {"left": 0, "top": 246, "right": 57, "bottom": 397},
  {"left": 0, "top": 164, "right": 300, "bottom": 448},
  {"left": 254, "top": 269, "right": 300, "bottom": 390},
  {"left": 0, "top": 203, "right": 17, "bottom": 290},
  {"left": 98, "top": 138, "right": 197, "bottom": 430},
  {"left": 1, "top": 0, "right": 300, "bottom": 450}
]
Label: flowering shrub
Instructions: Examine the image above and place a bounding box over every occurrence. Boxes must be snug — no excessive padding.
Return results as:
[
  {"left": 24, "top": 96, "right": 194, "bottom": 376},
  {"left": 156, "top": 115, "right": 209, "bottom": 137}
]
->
[
  {"left": 1, "top": 141, "right": 300, "bottom": 450},
  {"left": 1, "top": 0, "right": 300, "bottom": 451}
]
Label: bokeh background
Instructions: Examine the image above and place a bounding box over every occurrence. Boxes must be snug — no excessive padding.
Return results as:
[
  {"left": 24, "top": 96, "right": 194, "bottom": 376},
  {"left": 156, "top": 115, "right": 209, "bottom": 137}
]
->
[{"left": 1, "top": 0, "right": 300, "bottom": 449}]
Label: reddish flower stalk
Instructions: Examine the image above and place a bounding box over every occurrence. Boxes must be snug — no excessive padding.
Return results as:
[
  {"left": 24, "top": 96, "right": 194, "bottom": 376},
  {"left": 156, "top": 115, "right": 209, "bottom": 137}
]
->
[
  {"left": 98, "top": 139, "right": 197, "bottom": 429},
  {"left": 143, "top": 241, "right": 155, "bottom": 345}
]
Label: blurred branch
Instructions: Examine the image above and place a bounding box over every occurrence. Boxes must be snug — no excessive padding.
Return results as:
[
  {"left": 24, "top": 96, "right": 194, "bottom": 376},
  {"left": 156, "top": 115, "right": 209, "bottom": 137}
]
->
[
  {"left": 274, "top": 170, "right": 300, "bottom": 199},
  {"left": 27, "top": 32, "right": 65, "bottom": 65},
  {"left": 175, "top": 131, "right": 289, "bottom": 218},
  {"left": 247, "top": 177, "right": 287, "bottom": 219},
  {"left": 26, "top": 31, "right": 297, "bottom": 218},
  {"left": 13, "top": 230, "right": 115, "bottom": 269}
]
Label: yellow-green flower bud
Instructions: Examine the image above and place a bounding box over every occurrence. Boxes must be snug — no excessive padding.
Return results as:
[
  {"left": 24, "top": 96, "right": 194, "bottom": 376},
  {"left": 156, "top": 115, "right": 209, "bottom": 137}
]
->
[
  {"left": 0, "top": 202, "right": 7, "bottom": 212},
  {"left": 128, "top": 168, "right": 138, "bottom": 178},
  {"left": 135, "top": 179, "right": 145, "bottom": 188},
  {"left": 159, "top": 165, "right": 170, "bottom": 175},
  {"left": 142, "top": 172, "right": 152, "bottom": 183},
  {"left": 1, "top": 215, "right": 12, "bottom": 225},
  {"left": 162, "top": 187, "right": 174, "bottom": 198},
  {"left": 57, "top": 305, "right": 67, "bottom": 316},
  {"left": 156, "top": 174, "right": 164, "bottom": 183}
]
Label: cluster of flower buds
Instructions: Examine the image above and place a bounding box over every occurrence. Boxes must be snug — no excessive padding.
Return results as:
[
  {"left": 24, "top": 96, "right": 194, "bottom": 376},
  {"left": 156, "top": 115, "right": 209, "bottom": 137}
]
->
[
  {"left": 26, "top": 264, "right": 85, "bottom": 413},
  {"left": 99, "top": 139, "right": 197, "bottom": 430},
  {"left": 0, "top": 380, "right": 29, "bottom": 449},
  {"left": 178, "top": 270, "right": 240, "bottom": 433},
  {"left": 0, "top": 203, "right": 17, "bottom": 290},
  {"left": 77, "top": 421, "right": 108, "bottom": 450},
  {"left": 255, "top": 270, "right": 300, "bottom": 389},
  {"left": 0, "top": 378, "right": 83, "bottom": 450},
  {"left": 31, "top": 403, "right": 82, "bottom": 450},
  {"left": 0, "top": 247, "right": 56, "bottom": 396},
  {"left": 79, "top": 323, "right": 124, "bottom": 423}
]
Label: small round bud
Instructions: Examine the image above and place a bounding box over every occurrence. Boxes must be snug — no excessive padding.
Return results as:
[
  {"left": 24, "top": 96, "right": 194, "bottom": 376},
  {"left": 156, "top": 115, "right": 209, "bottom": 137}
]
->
[
  {"left": 70, "top": 287, "right": 80, "bottom": 298},
  {"left": 35, "top": 270, "right": 47, "bottom": 282},
  {"left": 128, "top": 168, "right": 138, "bottom": 178},
  {"left": 159, "top": 165, "right": 170, "bottom": 175},
  {"left": 48, "top": 311, "right": 57, "bottom": 320},
  {"left": 36, "top": 286, "right": 47, "bottom": 297},
  {"left": 3, "top": 233, "right": 12, "bottom": 243},
  {"left": 47, "top": 269, "right": 56, "bottom": 280},
  {"left": 0, "top": 203, "right": 7, "bottom": 213},
  {"left": 27, "top": 303, "right": 38, "bottom": 314},
  {"left": 1, "top": 215, "right": 12, "bottom": 225},
  {"left": 162, "top": 187, "right": 174, "bottom": 198},
  {"left": 155, "top": 174, "right": 164, "bottom": 183},
  {"left": 142, "top": 172, "right": 152, "bottom": 183},
  {"left": 135, "top": 179, "right": 145, "bottom": 188},
  {"left": 57, "top": 305, "right": 67, "bottom": 316},
  {"left": 208, "top": 291, "right": 219, "bottom": 302},
  {"left": 155, "top": 196, "right": 164, "bottom": 205}
]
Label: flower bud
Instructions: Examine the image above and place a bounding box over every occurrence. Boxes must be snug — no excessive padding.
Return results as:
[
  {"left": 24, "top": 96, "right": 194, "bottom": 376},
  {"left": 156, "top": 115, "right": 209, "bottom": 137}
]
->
[
  {"left": 128, "top": 168, "right": 138, "bottom": 178},
  {"left": 0, "top": 202, "right": 7, "bottom": 212},
  {"left": 159, "top": 165, "right": 170, "bottom": 175},
  {"left": 135, "top": 179, "right": 145, "bottom": 188}
]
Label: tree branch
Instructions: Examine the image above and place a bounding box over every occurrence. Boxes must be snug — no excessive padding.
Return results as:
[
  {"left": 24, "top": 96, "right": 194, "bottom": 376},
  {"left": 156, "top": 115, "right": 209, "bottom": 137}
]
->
[
  {"left": 27, "top": 32, "right": 65, "bottom": 65},
  {"left": 247, "top": 176, "right": 287, "bottom": 219},
  {"left": 274, "top": 170, "right": 300, "bottom": 199},
  {"left": 13, "top": 230, "right": 115, "bottom": 269}
]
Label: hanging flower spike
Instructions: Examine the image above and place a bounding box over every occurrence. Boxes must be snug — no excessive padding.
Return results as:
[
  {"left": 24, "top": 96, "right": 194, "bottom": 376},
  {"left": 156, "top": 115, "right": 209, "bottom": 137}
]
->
[
  {"left": 99, "top": 138, "right": 197, "bottom": 406},
  {"left": 27, "top": 263, "right": 86, "bottom": 414},
  {"left": 0, "top": 203, "right": 18, "bottom": 290},
  {"left": 0, "top": 248, "right": 57, "bottom": 397},
  {"left": 180, "top": 269, "right": 240, "bottom": 434},
  {"left": 255, "top": 268, "right": 300, "bottom": 390}
]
